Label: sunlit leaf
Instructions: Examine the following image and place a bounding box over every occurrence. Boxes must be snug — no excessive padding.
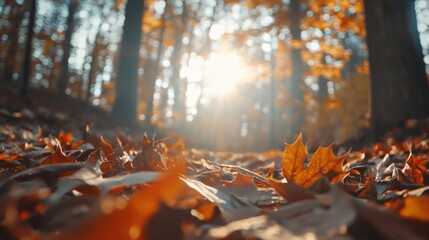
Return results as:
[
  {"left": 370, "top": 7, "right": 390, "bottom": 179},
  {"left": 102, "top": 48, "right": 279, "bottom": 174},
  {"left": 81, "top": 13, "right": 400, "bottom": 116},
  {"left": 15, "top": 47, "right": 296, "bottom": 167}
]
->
[
  {"left": 60, "top": 167, "right": 185, "bottom": 240},
  {"left": 282, "top": 134, "right": 349, "bottom": 188},
  {"left": 282, "top": 133, "right": 307, "bottom": 183}
]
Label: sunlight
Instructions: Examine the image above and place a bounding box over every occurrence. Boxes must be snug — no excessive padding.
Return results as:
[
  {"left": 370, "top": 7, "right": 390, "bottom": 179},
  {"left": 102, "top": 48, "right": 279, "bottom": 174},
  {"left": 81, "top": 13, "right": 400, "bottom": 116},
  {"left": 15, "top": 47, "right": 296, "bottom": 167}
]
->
[
  {"left": 183, "top": 51, "right": 250, "bottom": 120},
  {"left": 203, "top": 52, "right": 249, "bottom": 96}
]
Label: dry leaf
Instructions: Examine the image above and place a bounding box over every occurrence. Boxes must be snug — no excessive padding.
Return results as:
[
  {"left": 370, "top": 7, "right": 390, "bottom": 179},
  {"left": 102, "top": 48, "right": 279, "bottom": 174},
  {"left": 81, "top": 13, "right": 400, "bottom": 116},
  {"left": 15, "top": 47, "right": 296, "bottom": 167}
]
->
[
  {"left": 282, "top": 133, "right": 307, "bottom": 183},
  {"left": 282, "top": 134, "right": 349, "bottom": 188}
]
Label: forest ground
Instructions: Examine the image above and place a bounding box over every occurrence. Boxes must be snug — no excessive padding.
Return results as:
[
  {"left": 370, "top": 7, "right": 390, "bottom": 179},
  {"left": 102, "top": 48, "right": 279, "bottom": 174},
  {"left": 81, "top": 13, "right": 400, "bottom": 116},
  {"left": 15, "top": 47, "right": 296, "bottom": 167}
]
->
[{"left": 0, "top": 87, "right": 428, "bottom": 240}]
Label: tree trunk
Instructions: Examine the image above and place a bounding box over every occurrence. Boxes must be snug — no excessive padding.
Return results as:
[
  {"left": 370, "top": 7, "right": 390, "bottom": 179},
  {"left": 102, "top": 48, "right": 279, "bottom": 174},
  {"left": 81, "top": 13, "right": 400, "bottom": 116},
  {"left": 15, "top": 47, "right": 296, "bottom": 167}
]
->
[
  {"left": 57, "top": 0, "right": 77, "bottom": 94},
  {"left": 1, "top": 10, "right": 24, "bottom": 85},
  {"left": 111, "top": 0, "right": 145, "bottom": 124},
  {"left": 171, "top": 1, "right": 187, "bottom": 120},
  {"left": 269, "top": 46, "right": 279, "bottom": 148},
  {"left": 144, "top": 1, "right": 167, "bottom": 130},
  {"left": 21, "top": 0, "right": 37, "bottom": 98},
  {"left": 287, "top": 0, "right": 305, "bottom": 140},
  {"left": 195, "top": 0, "right": 219, "bottom": 113},
  {"left": 85, "top": 30, "right": 103, "bottom": 102},
  {"left": 171, "top": 41, "right": 185, "bottom": 117},
  {"left": 316, "top": 75, "right": 334, "bottom": 144},
  {"left": 364, "top": 0, "right": 429, "bottom": 135}
]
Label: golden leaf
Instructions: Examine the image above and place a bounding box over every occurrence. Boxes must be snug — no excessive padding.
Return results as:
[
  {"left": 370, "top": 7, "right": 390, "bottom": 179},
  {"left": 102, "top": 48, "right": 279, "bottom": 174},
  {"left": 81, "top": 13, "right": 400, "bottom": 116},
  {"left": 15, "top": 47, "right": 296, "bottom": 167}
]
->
[
  {"left": 295, "top": 145, "right": 349, "bottom": 188},
  {"left": 282, "top": 134, "right": 349, "bottom": 188},
  {"left": 282, "top": 133, "right": 307, "bottom": 182}
]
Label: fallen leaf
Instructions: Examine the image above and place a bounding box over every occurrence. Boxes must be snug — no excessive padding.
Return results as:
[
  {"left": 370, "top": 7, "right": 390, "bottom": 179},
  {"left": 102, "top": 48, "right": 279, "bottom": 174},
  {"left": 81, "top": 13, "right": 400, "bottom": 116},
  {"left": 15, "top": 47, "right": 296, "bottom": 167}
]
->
[
  {"left": 351, "top": 196, "right": 429, "bottom": 239},
  {"left": 403, "top": 156, "right": 428, "bottom": 184},
  {"left": 218, "top": 173, "right": 280, "bottom": 205},
  {"left": 282, "top": 134, "right": 349, "bottom": 188},
  {"left": 59, "top": 167, "right": 186, "bottom": 240},
  {"left": 41, "top": 139, "right": 75, "bottom": 165},
  {"left": 399, "top": 195, "right": 429, "bottom": 222},
  {"left": 0, "top": 163, "right": 82, "bottom": 193},
  {"left": 268, "top": 179, "right": 314, "bottom": 203},
  {"left": 49, "top": 168, "right": 162, "bottom": 203},
  {"left": 100, "top": 136, "right": 119, "bottom": 164},
  {"left": 282, "top": 133, "right": 307, "bottom": 183},
  {"left": 182, "top": 177, "right": 260, "bottom": 222}
]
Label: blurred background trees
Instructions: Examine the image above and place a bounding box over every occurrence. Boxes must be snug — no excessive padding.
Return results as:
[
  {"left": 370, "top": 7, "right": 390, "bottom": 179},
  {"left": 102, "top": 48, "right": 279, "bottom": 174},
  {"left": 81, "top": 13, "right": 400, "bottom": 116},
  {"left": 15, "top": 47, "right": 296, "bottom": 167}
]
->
[
  {"left": 1, "top": 0, "right": 428, "bottom": 151},
  {"left": 364, "top": 0, "right": 429, "bottom": 135}
]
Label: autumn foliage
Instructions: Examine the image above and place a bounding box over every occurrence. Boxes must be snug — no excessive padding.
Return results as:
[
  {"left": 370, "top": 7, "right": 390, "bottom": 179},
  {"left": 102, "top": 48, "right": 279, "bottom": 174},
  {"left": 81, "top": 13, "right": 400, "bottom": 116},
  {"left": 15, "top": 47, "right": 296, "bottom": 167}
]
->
[{"left": 0, "top": 103, "right": 429, "bottom": 240}]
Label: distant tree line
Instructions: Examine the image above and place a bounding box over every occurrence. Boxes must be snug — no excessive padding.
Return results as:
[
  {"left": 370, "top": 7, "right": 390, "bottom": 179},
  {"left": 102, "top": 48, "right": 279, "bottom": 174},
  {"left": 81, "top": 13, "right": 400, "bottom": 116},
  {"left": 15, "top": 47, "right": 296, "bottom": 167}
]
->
[{"left": 0, "top": 0, "right": 428, "bottom": 150}]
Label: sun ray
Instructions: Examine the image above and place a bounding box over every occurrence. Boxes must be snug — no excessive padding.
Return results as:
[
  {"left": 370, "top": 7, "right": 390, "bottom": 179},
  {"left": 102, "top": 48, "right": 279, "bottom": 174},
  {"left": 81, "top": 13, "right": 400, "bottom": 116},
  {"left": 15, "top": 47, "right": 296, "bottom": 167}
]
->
[{"left": 204, "top": 52, "right": 249, "bottom": 96}]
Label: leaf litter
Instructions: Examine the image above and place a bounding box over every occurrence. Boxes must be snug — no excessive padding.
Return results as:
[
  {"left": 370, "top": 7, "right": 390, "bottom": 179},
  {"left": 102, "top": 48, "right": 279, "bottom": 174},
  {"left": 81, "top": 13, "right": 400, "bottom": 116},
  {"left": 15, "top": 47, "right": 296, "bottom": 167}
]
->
[{"left": 0, "top": 105, "right": 429, "bottom": 239}]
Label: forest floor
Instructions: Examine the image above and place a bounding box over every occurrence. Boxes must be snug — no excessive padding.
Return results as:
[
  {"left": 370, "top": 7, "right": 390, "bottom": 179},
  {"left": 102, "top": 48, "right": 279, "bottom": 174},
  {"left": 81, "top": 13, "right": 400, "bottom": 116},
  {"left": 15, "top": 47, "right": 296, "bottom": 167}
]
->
[{"left": 0, "top": 88, "right": 428, "bottom": 240}]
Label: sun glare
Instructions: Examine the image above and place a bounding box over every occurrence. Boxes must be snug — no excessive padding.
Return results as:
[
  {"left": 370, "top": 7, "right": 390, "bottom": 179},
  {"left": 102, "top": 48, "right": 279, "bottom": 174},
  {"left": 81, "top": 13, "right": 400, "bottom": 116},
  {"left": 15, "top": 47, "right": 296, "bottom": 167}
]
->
[
  {"left": 183, "top": 51, "right": 250, "bottom": 120},
  {"left": 203, "top": 52, "right": 249, "bottom": 96}
]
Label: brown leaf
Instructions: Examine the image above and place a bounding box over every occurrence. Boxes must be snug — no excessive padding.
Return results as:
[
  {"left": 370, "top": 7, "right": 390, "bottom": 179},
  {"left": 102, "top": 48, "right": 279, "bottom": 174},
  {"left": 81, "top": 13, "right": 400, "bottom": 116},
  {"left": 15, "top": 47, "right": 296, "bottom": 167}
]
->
[
  {"left": 296, "top": 145, "right": 349, "bottom": 188},
  {"left": 226, "top": 172, "right": 255, "bottom": 186},
  {"left": 399, "top": 195, "right": 429, "bottom": 222},
  {"left": 182, "top": 178, "right": 260, "bottom": 222},
  {"left": 206, "top": 187, "right": 356, "bottom": 240},
  {"left": 193, "top": 202, "right": 218, "bottom": 221},
  {"left": 58, "top": 131, "right": 73, "bottom": 146},
  {"left": 60, "top": 167, "right": 186, "bottom": 240},
  {"left": 0, "top": 151, "right": 21, "bottom": 162},
  {"left": 352, "top": 195, "right": 429, "bottom": 239},
  {"left": 268, "top": 179, "right": 314, "bottom": 203},
  {"left": 282, "top": 133, "right": 307, "bottom": 182},
  {"left": 218, "top": 173, "right": 280, "bottom": 206},
  {"left": 134, "top": 135, "right": 165, "bottom": 171},
  {"left": 41, "top": 139, "right": 75, "bottom": 165},
  {"left": 100, "top": 136, "right": 118, "bottom": 164},
  {"left": 282, "top": 134, "right": 349, "bottom": 188},
  {"left": 403, "top": 156, "right": 428, "bottom": 184}
]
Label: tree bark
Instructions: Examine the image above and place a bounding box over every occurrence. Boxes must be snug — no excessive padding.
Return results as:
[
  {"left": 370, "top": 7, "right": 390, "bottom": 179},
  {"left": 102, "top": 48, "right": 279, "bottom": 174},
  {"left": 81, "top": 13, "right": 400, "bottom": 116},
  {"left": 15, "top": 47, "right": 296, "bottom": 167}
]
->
[
  {"left": 270, "top": 46, "right": 279, "bottom": 148},
  {"left": 1, "top": 10, "right": 24, "bottom": 85},
  {"left": 195, "top": 0, "right": 219, "bottom": 113},
  {"left": 111, "top": 0, "right": 145, "bottom": 124},
  {"left": 144, "top": 1, "right": 168, "bottom": 130},
  {"left": 287, "top": 0, "right": 305, "bottom": 140},
  {"left": 21, "top": 0, "right": 37, "bottom": 97},
  {"left": 364, "top": 0, "right": 429, "bottom": 135},
  {"left": 171, "top": 0, "right": 187, "bottom": 119},
  {"left": 85, "top": 30, "right": 103, "bottom": 102},
  {"left": 57, "top": 0, "right": 77, "bottom": 94}
]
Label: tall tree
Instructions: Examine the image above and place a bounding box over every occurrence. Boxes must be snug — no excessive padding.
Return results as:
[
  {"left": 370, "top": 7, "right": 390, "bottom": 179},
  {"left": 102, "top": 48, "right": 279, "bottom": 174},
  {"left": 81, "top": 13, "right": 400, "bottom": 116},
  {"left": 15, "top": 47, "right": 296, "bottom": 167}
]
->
[
  {"left": 111, "top": 0, "right": 145, "bottom": 124},
  {"left": 286, "top": 0, "right": 305, "bottom": 141},
  {"left": 364, "top": 0, "right": 429, "bottom": 135},
  {"left": 21, "top": 0, "right": 37, "bottom": 97},
  {"left": 171, "top": 0, "right": 187, "bottom": 119},
  {"left": 85, "top": 30, "right": 103, "bottom": 102},
  {"left": 144, "top": 0, "right": 168, "bottom": 130},
  {"left": 269, "top": 39, "right": 279, "bottom": 148},
  {"left": 1, "top": 7, "right": 24, "bottom": 85},
  {"left": 58, "top": 0, "right": 78, "bottom": 94},
  {"left": 195, "top": 0, "right": 219, "bottom": 112}
]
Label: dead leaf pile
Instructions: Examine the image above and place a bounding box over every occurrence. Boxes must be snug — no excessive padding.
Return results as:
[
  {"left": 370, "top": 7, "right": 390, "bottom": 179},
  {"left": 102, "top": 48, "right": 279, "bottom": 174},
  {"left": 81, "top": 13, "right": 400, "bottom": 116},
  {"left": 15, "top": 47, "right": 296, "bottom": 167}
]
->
[{"left": 0, "top": 108, "right": 429, "bottom": 240}]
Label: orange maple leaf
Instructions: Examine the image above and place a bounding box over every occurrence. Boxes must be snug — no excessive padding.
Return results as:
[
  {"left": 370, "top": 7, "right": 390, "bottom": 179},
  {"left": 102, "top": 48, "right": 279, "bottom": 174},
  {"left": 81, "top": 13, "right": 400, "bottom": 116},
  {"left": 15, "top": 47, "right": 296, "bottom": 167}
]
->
[
  {"left": 282, "top": 134, "right": 349, "bottom": 188},
  {"left": 59, "top": 166, "right": 186, "bottom": 240},
  {"left": 282, "top": 133, "right": 307, "bottom": 183}
]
